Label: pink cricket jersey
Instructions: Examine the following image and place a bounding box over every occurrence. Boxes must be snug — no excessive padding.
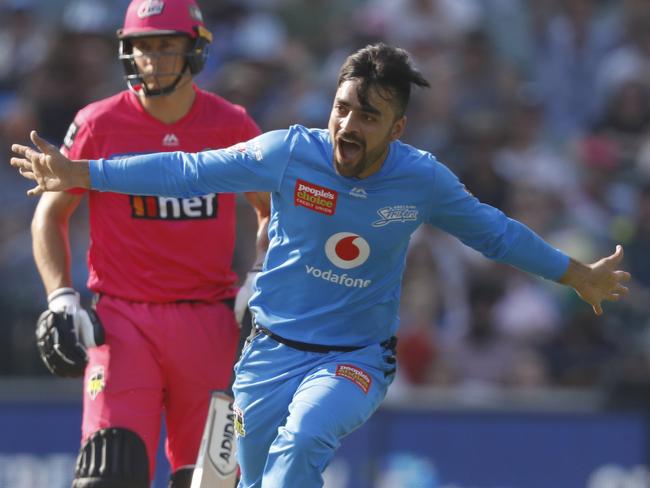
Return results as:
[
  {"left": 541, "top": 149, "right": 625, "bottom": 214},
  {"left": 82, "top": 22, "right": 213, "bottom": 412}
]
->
[{"left": 62, "top": 85, "right": 260, "bottom": 303}]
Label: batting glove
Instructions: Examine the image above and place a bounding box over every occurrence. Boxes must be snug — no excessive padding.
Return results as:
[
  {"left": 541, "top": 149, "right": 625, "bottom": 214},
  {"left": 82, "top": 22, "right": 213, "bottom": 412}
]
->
[
  {"left": 35, "top": 288, "right": 105, "bottom": 377},
  {"left": 48, "top": 287, "right": 104, "bottom": 348}
]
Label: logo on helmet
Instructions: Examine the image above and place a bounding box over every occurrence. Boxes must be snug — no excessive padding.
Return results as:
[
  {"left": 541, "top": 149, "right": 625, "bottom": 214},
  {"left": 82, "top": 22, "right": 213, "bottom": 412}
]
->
[
  {"left": 137, "top": 0, "right": 165, "bottom": 18},
  {"left": 189, "top": 5, "right": 203, "bottom": 23}
]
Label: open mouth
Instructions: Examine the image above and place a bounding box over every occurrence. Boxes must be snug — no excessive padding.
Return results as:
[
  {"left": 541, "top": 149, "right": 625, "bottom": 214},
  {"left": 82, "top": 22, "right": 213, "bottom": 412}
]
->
[{"left": 337, "top": 137, "right": 363, "bottom": 162}]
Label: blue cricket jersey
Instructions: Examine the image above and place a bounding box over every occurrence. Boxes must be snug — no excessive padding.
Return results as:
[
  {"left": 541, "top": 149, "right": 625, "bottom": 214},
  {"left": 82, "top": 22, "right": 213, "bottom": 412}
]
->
[{"left": 91, "top": 125, "right": 569, "bottom": 346}]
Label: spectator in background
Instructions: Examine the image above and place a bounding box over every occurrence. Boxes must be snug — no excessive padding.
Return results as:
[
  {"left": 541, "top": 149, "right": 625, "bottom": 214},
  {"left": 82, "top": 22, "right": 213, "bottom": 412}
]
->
[
  {"left": 542, "top": 310, "right": 618, "bottom": 387},
  {"left": 595, "top": 7, "right": 650, "bottom": 124},
  {"left": 361, "top": 0, "right": 482, "bottom": 48},
  {"left": 277, "top": 0, "right": 353, "bottom": 58},
  {"left": 439, "top": 271, "right": 549, "bottom": 390},
  {"left": 568, "top": 135, "right": 623, "bottom": 244},
  {"left": 396, "top": 233, "right": 445, "bottom": 386},
  {"left": 447, "top": 28, "right": 514, "bottom": 209},
  {"left": 482, "top": 0, "right": 556, "bottom": 79},
  {"left": 591, "top": 79, "right": 650, "bottom": 177},
  {"left": 624, "top": 182, "right": 650, "bottom": 294},
  {"left": 535, "top": 0, "right": 621, "bottom": 143},
  {"left": 0, "top": 0, "right": 48, "bottom": 92},
  {"left": 494, "top": 84, "right": 578, "bottom": 197}
]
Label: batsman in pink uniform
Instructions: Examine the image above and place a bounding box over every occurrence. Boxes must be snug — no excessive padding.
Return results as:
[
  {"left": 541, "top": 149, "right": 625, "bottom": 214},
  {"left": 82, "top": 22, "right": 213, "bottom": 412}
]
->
[{"left": 29, "top": 1, "right": 269, "bottom": 487}]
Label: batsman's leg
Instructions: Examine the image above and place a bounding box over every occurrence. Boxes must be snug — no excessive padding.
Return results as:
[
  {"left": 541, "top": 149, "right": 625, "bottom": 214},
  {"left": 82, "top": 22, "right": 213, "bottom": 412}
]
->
[
  {"left": 72, "top": 428, "right": 149, "bottom": 488},
  {"left": 169, "top": 467, "right": 194, "bottom": 488}
]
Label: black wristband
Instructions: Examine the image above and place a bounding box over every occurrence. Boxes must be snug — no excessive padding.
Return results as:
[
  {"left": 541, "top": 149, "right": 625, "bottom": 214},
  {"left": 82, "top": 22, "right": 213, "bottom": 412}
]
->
[{"left": 47, "top": 287, "right": 77, "bottom": 303}]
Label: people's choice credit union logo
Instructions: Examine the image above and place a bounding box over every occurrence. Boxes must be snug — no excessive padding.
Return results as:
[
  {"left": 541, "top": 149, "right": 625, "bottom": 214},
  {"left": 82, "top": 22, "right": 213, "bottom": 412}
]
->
[{"left": 325, "top": 232, "right": 370, "bottom": 269}]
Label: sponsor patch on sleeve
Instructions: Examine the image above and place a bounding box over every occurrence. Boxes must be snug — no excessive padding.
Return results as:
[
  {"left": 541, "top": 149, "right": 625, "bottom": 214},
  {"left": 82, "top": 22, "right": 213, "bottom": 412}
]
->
[
  {"left": 336, "top": 364, "right": 371, "bottom": 394},
  {"left": 226, "top": 141, "right": 263, "bottom": 161},
  {"left": 294, "top": 179, "right": 338, "bottom": 216}
]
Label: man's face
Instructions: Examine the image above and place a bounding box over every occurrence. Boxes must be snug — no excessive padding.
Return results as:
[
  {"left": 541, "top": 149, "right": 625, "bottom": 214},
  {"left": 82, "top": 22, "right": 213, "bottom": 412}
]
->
[
  {"left": 130, "top": 35, "right": 191, "bottom": 91},
  {"left": 328, "top": 79, "right": 405, "bottom": 178}
]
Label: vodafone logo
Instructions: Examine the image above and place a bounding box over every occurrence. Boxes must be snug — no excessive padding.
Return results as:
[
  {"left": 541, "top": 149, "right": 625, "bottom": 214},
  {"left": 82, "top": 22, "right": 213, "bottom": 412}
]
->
[
  {"left": 306, "top": 233, "right": 371, "bottom": 287},
  {"left": 325, "top": 232, "right": 370, "bottom": 269}
]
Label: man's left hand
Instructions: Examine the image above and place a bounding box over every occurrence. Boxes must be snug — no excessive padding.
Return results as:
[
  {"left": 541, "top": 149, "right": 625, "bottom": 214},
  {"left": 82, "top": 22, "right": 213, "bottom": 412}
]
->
[{"left": 560, "top": 245, "right": 631, "bottom": 315}]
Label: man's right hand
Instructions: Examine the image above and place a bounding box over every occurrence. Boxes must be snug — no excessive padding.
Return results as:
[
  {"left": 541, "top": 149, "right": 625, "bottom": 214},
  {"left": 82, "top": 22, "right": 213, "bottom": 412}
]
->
[
  {"left": 10, "top": 130, "right": 90, "bottom": 195},
  {"left": 36, "top": 288, "right": 105, "bottom": 377}
]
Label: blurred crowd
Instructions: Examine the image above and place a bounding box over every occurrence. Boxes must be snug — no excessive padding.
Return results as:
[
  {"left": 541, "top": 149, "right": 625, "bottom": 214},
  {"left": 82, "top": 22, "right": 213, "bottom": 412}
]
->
[{"left": 0, "top": 0, "right": 649, "bottom": 405}]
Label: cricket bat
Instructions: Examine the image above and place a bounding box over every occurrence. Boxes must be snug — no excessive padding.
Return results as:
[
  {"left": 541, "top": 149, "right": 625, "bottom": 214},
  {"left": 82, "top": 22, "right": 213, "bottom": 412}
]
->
[
  {"left": 191, "top": 309, "right": 253, "bottom": 488},
  {"left": 190, "top": 391, "right": 239, "bottom": 488}
]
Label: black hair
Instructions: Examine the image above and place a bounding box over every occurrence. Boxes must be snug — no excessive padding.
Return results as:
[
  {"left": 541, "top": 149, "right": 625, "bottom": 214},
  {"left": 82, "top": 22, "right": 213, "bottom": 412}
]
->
[{"left": 337, "top": 43, "right": 430, "bottom": 118}]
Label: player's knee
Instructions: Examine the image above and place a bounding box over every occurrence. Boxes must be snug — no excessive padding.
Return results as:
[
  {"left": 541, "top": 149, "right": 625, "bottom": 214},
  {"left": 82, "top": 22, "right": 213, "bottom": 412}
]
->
[
  {"left": 71, "top": 428, "right": 149, "bottom": 488},
  {"left": 168, "top": 466, "right": 194, "bottom": 488},
  {"left": 279, "top": 426, "right": 334, "bottom": 458}
]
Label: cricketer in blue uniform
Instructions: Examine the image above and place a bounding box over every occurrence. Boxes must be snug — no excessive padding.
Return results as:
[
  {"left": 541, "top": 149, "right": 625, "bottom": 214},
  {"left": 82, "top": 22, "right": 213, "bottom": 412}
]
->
[
  {"left": 11, "top": 44, "right": 630, "bottom": 488},
  {"left": 92, "top": 136, "right": 570, "bottom": 487}
]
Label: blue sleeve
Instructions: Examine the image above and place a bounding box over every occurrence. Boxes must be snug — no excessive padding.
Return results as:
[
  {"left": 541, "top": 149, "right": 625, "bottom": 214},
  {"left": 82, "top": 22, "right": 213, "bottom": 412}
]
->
[
  {"left": 89, "top": 130, "right": 293, "bottom": 197},
  {"left": 427, "top": 162, "right": 569, "bottom": 281}
]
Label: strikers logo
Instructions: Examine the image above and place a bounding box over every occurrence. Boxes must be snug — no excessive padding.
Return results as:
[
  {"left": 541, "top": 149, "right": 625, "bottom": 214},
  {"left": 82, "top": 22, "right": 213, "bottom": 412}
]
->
[
  {"left": 294, "top": 179, "right": 338, "bottom": 216},
  {"left": 233, "top": 404, "right": 246, "bottom": 437},
  {"left": 325, "top": 232, "right": 370, "bottom": 269},
  {"left": 87, "top": 366, "right": 105, "bottom": 400},
  {"left": 336, "top": 364, "right": 371, "bottom": 394},
  {"left": 372, "top": 205, "right": 418, "bottom": 227}
]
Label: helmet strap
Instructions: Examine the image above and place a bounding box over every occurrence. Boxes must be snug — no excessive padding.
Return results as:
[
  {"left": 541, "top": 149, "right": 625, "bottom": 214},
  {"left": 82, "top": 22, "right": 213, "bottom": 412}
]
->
[{"left": 123, "top": 57, "right": 191, "bottom": 98}]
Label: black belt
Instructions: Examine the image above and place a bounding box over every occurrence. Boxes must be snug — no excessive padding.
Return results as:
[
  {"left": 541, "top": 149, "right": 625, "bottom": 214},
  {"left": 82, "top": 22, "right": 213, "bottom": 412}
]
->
[{"left": 255, "top": 326, "right": 397, "bottom": 354}]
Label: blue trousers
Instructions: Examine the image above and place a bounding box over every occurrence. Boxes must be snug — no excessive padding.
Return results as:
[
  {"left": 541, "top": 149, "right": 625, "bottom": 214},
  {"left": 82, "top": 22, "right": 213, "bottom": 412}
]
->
[{"left": 232, "top": 333, "right": 396, "bottom": 488}]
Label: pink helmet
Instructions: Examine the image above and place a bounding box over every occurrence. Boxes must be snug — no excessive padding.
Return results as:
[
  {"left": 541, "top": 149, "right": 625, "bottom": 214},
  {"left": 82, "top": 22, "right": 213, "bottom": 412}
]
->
[
  {"left": 119, "top": 0, "right": 209, "bottom": 40},
  {"left": 117, "top": 0, "right": 213, "bottom": 95}
]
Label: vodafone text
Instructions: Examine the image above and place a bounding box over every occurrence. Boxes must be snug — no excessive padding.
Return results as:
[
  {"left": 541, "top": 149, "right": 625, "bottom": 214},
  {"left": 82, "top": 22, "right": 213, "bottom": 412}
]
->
[{"left": 305, "top": 265, "right": 371, "bottom": 288}]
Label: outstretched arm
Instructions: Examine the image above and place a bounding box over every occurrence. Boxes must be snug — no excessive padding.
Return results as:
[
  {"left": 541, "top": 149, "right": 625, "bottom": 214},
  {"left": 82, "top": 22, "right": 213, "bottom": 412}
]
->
[
  {"left": 558, "top": 245, "right": 631, "bottom": 316},
  {"left": 427, "top": 159, "right": 631, "bottom": 316},
  {"left": 12, "top": 129, "right": 291, "bottom": 197}
]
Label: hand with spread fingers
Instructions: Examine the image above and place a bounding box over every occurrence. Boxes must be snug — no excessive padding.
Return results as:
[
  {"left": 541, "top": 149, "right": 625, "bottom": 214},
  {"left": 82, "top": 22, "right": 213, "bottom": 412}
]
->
[
  {"left": 559, "top": 245, "right": 632, "bottom": 316},
  {"left": 11, "top": 130, "right": 90, "bottom": 195}
]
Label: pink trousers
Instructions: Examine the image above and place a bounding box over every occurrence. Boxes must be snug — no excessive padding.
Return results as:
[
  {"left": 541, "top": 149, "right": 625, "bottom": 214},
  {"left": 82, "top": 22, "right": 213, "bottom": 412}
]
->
[{"left": 82, "top": 295, "right": 239, "bottom": 478}]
